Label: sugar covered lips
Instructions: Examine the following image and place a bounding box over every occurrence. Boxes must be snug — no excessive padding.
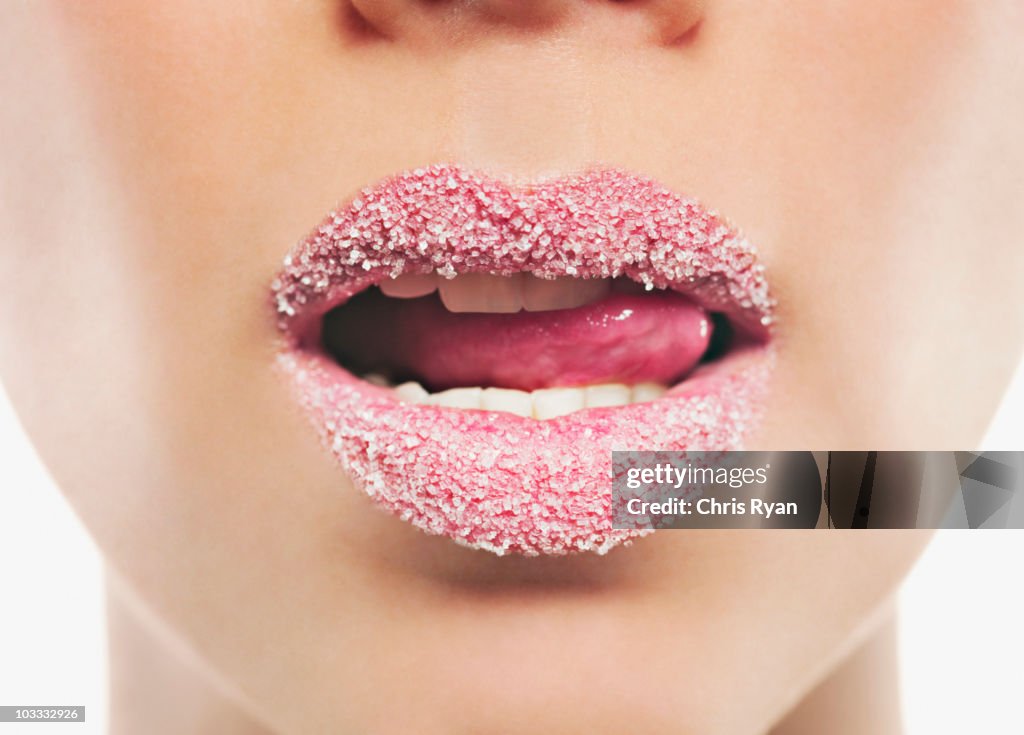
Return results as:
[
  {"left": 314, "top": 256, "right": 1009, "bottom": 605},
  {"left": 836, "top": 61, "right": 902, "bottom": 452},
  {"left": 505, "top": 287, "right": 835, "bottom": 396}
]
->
[{"left": 272, "top": 165, "right": 775, "bottom": 556}]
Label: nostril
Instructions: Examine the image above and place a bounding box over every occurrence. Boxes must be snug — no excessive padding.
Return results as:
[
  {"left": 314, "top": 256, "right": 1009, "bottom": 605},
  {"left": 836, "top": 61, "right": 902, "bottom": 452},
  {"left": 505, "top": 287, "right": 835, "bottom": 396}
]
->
[
  {"left": 339, "top": 1, "right": 392, "bottom": 41},
  {"left": 347, "top": 0, "right": 404, "bottom": 39},
  {"left": 620, "top": 0, "right": 706, "bottom": 45}
]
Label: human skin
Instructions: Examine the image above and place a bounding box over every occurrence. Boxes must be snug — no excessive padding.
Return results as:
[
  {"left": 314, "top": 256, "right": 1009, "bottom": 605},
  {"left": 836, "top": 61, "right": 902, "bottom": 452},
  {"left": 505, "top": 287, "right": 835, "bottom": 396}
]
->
[{"left": 1, "top": 1, "right": 1022, "bottom": 734}]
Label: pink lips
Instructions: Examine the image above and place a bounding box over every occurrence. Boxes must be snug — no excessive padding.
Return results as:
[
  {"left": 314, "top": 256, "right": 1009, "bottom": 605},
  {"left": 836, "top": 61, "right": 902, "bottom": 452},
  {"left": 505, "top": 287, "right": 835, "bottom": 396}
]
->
[{"left": 272, "top": 164, "right": 775, "bottom": 556}]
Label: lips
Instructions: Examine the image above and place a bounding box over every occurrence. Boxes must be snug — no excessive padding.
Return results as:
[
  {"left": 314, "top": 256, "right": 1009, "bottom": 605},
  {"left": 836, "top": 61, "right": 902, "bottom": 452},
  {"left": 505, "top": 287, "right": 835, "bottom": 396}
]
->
[{"left": 272, "top": 164, "right": 775, "bottom": 556}]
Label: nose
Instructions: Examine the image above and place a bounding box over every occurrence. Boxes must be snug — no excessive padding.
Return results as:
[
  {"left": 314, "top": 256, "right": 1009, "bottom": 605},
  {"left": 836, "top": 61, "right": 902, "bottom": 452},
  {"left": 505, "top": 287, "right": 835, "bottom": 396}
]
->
[{"left": 350, "top": 0, "right": 706, "bottom": 45}]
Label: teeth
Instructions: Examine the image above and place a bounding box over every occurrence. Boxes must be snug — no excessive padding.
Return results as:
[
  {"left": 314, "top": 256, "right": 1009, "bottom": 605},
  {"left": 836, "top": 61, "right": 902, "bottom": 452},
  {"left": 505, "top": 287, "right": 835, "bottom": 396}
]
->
[
  {"left": 433, "top": 387, "right": 483, "bottom": 409},
  {"left": 379, "top": 272, "right": 438, "bottom": 299},
  {"left": 481, "top": 387, "right": 534, "bottom": 418},
  {"left": 387, "top": 380, "right": 668, "bottom": 418},
  {"left": 394, "top": 381, "right": 429, "bottom": 403},
  {"left": 380, "top": 272, "right": 614, "bottom": 314},
  {"left": 439, "top": 273, "right": 523, "bottom": 313},
  {"left": 584, "top": 383, "right": 632, "bottom": 408},
  {"left": 363, "top": 373, "right": 390, "bottom": 387},
  {"left": 631, "top": 382, "right": 668, "bottom": 403},
  {"left": 522, "top": 276, "right": 611, "bottom": 312},
  {"left": 531, "top": 388, "right": 587, "bottom": 420}
]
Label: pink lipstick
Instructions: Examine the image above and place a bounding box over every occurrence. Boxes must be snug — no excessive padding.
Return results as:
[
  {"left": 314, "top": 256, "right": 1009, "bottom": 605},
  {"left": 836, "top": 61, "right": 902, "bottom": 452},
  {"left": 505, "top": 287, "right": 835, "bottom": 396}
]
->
[{"left": 272, "top": 164, "right": 775, "bottom": 556}]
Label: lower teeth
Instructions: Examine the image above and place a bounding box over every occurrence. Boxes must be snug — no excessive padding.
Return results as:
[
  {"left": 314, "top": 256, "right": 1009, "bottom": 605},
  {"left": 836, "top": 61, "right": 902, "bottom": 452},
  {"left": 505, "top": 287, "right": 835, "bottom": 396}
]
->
[{"left": 364, "top": 376, "right": 667, "bottom": 419}]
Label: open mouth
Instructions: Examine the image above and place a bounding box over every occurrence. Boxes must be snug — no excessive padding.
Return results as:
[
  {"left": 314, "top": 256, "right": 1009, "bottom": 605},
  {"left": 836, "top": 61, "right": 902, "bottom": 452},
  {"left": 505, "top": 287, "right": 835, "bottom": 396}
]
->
[
  {"left": 321, "top": 279, "right": 742, "bottom": 416},
  {"left": 272, "top": 164, "right": 775, "bottom": 556}
]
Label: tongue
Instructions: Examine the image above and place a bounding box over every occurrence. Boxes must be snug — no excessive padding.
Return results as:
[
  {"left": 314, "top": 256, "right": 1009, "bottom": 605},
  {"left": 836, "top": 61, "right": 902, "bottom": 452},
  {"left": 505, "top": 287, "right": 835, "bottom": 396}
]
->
[{"left": 323, "top": 290, "right": 712, "bottom": 392}]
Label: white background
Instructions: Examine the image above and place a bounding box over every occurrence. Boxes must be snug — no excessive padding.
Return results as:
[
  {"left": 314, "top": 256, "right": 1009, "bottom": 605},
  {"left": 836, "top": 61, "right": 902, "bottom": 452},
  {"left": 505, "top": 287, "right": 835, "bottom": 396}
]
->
[{"left": 1, "top": 359, "right": 1023, "bottom": 735}]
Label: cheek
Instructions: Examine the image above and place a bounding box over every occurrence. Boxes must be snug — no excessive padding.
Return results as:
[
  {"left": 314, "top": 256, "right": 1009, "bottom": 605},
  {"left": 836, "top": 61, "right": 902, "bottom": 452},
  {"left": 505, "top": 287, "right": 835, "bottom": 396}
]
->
[{"left": 753, "top": 1, "right": 1020, "bottom": 445}]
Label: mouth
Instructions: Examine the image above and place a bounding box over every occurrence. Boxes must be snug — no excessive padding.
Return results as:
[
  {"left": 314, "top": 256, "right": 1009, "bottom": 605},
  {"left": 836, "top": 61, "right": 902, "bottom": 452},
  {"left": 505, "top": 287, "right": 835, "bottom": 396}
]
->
[{"left": 272, "top": 164, "right": 775, "bottom": 556}]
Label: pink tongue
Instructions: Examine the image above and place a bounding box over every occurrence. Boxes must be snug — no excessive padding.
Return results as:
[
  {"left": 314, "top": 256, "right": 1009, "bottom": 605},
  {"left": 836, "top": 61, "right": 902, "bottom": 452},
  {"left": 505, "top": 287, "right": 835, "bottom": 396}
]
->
[{"left": 323, "top": 291, "right": 711, "bottom": 391}]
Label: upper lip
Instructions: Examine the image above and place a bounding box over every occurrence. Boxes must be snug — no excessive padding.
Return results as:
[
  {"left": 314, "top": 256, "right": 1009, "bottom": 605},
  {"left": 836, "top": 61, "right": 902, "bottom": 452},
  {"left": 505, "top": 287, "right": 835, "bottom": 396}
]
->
[{"left": 271, "top": 163, "right": 774, "bottom": 348}]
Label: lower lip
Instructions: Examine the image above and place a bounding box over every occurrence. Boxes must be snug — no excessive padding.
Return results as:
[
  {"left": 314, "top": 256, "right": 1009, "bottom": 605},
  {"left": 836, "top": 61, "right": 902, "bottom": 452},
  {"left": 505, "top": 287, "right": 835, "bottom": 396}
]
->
[{"left": 277, "top": 343, "right": 773, "bottom": 556}]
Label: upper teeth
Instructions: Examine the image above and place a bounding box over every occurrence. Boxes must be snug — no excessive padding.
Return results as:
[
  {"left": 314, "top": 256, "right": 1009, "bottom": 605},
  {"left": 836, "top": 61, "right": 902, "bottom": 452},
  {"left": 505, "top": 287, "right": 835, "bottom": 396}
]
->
[
  {"left": 386, "top": 379, "right": 668, "bottom": 419},
  {"left": 379, "top": 272, "right": 612, "bottom": 313}
]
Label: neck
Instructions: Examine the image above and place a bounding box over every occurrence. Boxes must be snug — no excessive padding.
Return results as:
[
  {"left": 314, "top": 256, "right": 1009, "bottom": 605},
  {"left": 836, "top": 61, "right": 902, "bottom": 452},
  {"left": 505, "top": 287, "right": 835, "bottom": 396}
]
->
[
  {"left": 771, "top": 615, "right": 903, "bottom": 735},
  {"left": 106, "top": 576, "right": 272, "bottom": 735}
]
